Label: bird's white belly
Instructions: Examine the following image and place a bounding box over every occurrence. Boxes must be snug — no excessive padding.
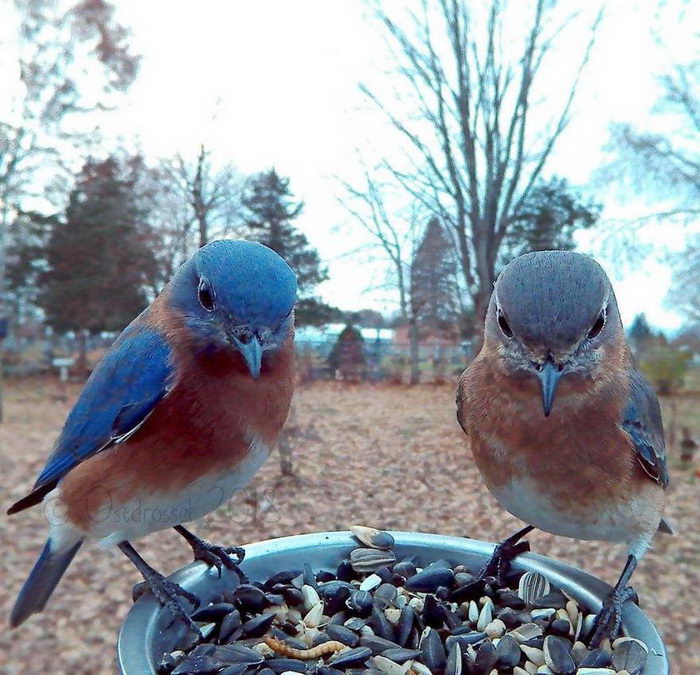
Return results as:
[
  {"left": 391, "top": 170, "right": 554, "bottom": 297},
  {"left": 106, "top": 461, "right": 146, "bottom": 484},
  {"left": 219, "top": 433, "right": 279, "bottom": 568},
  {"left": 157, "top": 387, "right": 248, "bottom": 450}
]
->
[
  {"left": 52, "top": 437, "right": 272, "bottom": 548},
  {"left": 489, "top": 475, "right": 657, "bottom": 553}
]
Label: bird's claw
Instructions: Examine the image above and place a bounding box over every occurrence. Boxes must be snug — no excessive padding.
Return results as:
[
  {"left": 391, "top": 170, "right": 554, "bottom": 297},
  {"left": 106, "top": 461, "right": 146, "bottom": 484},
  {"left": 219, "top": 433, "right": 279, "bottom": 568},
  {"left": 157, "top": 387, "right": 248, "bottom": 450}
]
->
[
  {"left": 490, "top": 538, "right": 531, "bottom": 585},
  {"left": 452, "top": 537, "right": 531, "bottom": 601},
  {"left": 192, "top": 541, "right": 247, "bottom": 580},
  {"left": 588, "top": 585, "right": 636, "bottom": 648},
  {"left": 138, "top": 570, "right": 202, "bottom": 641}
]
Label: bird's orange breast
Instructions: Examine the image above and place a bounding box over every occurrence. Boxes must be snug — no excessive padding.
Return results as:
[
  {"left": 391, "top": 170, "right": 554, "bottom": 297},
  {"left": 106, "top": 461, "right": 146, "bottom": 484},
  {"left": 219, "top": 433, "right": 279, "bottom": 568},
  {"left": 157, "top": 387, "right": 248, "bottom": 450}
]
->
[
  {"left": 59, "top": 300, "right": 294, "bottom": 532},
  {"left": 457, "top": 343, "right": 642, "bottom": 517}
]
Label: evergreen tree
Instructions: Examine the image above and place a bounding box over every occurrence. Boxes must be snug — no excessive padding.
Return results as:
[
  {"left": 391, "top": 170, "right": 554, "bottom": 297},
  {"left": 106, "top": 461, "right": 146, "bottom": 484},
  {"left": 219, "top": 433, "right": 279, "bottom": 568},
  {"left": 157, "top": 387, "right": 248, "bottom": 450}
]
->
[
  {"left": 240, "top": 169, "right": 336, "bottom": 325},
  {"left": 502, "top": 177, "right": 600, "bottom": 261},
  {"left": 5, "top": 210, "right": 55, "bottom": 324},
  {"left": 410, "top": 218, "right": 459, "bottom": 336},
  {"left": 328, "top": 324, "right": 366, "bottom": 380},
  {"left": 627, "top": 313, "right": 656, "bottom": 357},
  {"left": 40, "top": 157, "right": 158, "bottom": 347}
]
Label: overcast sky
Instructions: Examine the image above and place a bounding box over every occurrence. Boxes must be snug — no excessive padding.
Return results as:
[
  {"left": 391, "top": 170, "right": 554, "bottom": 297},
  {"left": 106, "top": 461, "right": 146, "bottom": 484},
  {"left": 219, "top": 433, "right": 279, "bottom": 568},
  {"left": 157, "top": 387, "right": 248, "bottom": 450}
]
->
[{"left": 5, "top": 0, "right": 699, "bottom": 330}]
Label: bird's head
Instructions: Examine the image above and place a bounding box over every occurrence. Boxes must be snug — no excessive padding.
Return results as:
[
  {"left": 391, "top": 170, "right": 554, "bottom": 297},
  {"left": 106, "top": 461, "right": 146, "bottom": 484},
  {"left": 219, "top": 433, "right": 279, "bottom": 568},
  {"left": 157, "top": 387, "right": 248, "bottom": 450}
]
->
[
  {"left": 169, "top": 239, "right": 297, "bottom": 377},
  {"left": 484, "top": 250, "right": 625, "bottom": 417}
]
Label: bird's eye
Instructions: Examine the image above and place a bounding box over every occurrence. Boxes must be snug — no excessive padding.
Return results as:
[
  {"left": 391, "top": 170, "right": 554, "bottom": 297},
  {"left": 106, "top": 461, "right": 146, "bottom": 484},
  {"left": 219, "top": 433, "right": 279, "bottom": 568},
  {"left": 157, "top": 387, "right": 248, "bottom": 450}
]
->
[
  {"left": 587, "top": 309, "right": 606, "bottom": 339},
  {"left": 497, "top": 309, "right": 514, "bottom": 338},
  {"left": 198, "top": 279, "right": 215, "bottom": 312}
]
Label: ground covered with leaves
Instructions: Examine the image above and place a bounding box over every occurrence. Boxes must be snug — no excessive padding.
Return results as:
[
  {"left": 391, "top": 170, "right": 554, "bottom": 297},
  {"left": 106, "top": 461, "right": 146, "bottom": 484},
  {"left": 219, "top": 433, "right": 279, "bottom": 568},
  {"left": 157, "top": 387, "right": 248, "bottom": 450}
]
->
[{"left": 0, "top": 379, "right": 697, "bottom": 673}]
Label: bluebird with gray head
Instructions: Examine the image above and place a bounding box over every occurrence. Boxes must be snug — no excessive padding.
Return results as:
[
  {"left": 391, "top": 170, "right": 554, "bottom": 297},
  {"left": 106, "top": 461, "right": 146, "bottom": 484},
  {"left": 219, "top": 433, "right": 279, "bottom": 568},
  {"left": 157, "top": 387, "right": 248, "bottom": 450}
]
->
[
  {"left": 7, "top": 239, "right": 297, "bottom": 638},
  {"left": 456, "top": 250, "right": 671, "bottom": 647}
]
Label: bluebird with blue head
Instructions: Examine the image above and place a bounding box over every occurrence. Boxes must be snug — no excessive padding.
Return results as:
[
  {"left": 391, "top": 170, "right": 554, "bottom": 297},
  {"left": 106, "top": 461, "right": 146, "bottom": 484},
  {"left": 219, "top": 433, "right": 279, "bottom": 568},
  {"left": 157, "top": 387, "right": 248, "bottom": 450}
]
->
[
  {"left": 7, "top": 239, "right": 297, "bottom": 634},
  {"left": 456, "top": 250, "right": 671, "bottom": 647}
]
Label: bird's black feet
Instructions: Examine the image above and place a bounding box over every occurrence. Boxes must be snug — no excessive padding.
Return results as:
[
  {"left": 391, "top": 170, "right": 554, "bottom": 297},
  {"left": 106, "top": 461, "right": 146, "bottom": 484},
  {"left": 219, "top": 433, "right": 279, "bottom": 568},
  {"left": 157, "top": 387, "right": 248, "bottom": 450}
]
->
[
  {"left": 174, "top": 525, "right": 247, "bottom": 580},
  {"left": 588, "top": 554, "right": 640, "bottom": 648},
  {"left": 119, "top": 541, "right": 201, "bottom": 641},
  {"left": 141, "top": 567, "right": 202, "bottom": 636},
  {"left": 191, "top": 540, "right": 246, "bottom": 575},
  {"left": 452, "top": 526, "right": 534, "bottom": 601},
  {"left": 588, "top": 585, "right": 637, "bottom": 648}
]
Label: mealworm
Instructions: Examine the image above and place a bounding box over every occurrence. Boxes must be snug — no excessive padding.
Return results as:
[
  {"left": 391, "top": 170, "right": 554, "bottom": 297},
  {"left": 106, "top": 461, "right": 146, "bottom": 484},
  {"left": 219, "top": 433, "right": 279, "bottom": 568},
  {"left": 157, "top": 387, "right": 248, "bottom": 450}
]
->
[{"left": 262, "top": 635, "right": 347, "bottom": 660}]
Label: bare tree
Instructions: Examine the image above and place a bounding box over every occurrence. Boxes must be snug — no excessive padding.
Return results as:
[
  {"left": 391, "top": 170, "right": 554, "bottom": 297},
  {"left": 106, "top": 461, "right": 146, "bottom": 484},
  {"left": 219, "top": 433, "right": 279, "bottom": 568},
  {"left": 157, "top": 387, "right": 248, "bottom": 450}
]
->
[
  {"left": 340, "top": 173, "right": 428, "bottom": 382},
  {"left": 152, "top": 144, "right": 244, "bottom": 280},
  {"left": 608, "top": 62, "right": 700, "bottom": 221},
  {"left": 0, "top": 0, "right": 139, "bottom": 420},
  {"left": 364, "top": 0, "right": 602, "bottom": 331},
  {"left": 668, "top": 234, "right": 700, "bottom": 323},
  {"left": 340, "top": 171, "right": 421, "bottom": 320},
  {"left": 605, "top": 9, "right": 700, "bottom": 318},
  {"left": 341, "top": 173, "right": 462, "bottom": 384},
  {"left": 1, "top": 0, "right": 139, "bottom": 220}
]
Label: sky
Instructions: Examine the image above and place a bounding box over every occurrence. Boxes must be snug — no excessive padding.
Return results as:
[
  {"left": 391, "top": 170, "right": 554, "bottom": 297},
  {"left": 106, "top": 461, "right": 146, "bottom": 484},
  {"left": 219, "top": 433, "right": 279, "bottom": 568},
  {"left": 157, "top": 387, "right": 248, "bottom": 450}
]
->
[{"left": 4, "top": 0, "right": 699, "bottom": 331}]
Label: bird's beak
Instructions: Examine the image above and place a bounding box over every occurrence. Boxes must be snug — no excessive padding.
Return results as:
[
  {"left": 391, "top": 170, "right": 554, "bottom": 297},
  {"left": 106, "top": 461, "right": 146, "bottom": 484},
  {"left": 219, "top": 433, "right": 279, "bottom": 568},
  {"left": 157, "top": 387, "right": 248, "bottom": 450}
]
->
[
  {"left": 232, "top": 335, "right": 263, "bottom": 379},
  {"left": 535, "top": 357, "right": 563, "bottom": 417}
]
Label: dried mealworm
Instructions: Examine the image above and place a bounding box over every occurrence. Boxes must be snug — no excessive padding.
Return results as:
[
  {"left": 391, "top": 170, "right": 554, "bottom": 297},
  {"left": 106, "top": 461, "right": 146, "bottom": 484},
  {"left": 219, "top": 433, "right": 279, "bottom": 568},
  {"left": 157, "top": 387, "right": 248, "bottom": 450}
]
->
[{"left": 262, "top": 635, "right": 346, "bottom": 660}]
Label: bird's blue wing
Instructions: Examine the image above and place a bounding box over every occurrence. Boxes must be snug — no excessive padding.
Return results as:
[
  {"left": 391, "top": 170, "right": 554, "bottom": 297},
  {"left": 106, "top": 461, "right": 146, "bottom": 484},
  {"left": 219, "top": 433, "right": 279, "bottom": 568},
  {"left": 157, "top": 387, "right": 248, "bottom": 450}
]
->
[
  {"left": 35, "top": 325, "right": 174, "bottom": 491},
  {"left": 623, "top": 368, "right": 669, "bottom": 488}
]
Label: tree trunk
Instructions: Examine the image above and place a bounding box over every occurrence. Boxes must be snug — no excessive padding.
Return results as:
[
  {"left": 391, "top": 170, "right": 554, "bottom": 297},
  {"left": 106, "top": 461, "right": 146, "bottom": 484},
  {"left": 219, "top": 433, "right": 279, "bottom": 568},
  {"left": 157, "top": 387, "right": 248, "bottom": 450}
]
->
[
  {"left": 0, "top": 202, "right": 7, "bottom": 423},
  {"left": 471, "top": 285, "right": 492, "bottom": 355},
  {"left": 194, "top": 145, "right": 208, "bottom": 247},
  {"left": 277, "top": 432, "right": 295, "bottom": 476},
  {"left": 197, "top": 214, "right": 207, "bottom": 247},
  {"left": 667, "top": 395, "right": 678, "bottom": 449},
  {"left": 409, "top": 315, "right": 420, "bottom": 385},
  {"left": 76, "top": 330, "right": 89, "bottom": 376},
  {"left": 277, "top": 400, "right": 298, "bottom": 476}
]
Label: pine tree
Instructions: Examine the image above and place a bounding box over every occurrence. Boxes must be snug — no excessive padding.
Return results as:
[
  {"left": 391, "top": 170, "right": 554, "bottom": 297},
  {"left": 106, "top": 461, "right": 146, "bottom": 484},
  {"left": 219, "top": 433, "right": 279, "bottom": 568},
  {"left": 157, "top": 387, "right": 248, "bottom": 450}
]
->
[
  {"left": 240, "top": 169, "right": 336, "bottom": 325},
  {"left": 410, "top": 218, "right": 459, "bottom": 336},
  {"left": 407, "top": 218, "right": 460, "bottom": 384},
  {"left": 328, "top": 324, "right": 366, "bottom": 380},
  {"left": 503, "top": 177, "right": 600, "bottom": 260},
  {"left": 627, "top": 313, "right": 656, "bottom": 357},
  {"left": 40, "top": 157, "right": 158, "bottom": 366},
  {"left": 5, "top": 210, "right": 55, "bottom": 325}
]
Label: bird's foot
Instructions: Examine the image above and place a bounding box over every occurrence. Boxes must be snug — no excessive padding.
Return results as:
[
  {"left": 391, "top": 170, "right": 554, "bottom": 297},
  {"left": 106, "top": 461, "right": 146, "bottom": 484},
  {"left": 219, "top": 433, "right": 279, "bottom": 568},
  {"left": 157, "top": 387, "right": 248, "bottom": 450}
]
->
[
  {"left": 588, "top": 585, "right": 638, "bottom": 648},
  {"left": 486, "top": 536, "right": 531, "bottom": 586},
  {"left": 174, "top": 525, "right": 248, "bottom": 581},
  {"left": 139, "top": 566, "right": 202, "bottom": 639},
  {"left": 192, "top": 539, "right": 246, "bottom": 578},
  {"left": 452, "top": 528, "right": 532, "bottom": 601}
]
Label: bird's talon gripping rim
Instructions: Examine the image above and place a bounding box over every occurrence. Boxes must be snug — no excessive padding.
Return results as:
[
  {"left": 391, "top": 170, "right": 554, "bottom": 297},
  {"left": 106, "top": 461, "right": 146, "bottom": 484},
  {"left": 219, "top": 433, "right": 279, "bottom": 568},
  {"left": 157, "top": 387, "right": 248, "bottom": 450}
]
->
[
  {"left": 496, "top": 540, "right": 530, "bottom": 584},
  {"left": 226, "top": 546, "right": 245, "bottom": 565},
  {"left": 451, "top": 531, "right": 532, "bottom": 601},
  {"left": 191, "top": 542, "right": 247, "bottom": 583},
  {"left": 588, "top": 586, "right": 637, "bottom": 648},
  {"left": 166, "top": 579, "right": 201, "bottom": 610},
  {"left": 164, "top": 603, "right": 203, "bottom": 640}
]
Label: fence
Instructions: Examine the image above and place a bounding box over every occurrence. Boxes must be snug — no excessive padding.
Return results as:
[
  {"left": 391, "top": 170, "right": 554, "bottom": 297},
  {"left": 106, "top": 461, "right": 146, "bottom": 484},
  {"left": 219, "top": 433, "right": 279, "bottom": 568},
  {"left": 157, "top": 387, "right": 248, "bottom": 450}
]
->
[
  {"left": 295, "top": 339, "right": 472, "bottom": 384},
  {"left": 1, "top": 331, "right": 473, "bottom": 384},
  {"left": 2, "top": 331, "right": 116, "bottom": 377}
]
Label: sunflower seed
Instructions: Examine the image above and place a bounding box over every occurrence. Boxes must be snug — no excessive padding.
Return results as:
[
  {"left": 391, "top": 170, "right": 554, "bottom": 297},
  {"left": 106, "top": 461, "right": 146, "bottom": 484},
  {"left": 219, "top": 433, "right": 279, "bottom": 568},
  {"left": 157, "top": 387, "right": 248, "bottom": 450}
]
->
[
  {"left": 404, "top": 566, "right": 455, "bottom": 593},
  {"left": 518, "top": 572, "right": 551, "bottom": 604},
  {"left": 543, "top": 635, "right": 575, "bottom": 674},
  {"left": 329, "top": 646, "right": 372, "bottom": 668},
  {"left": 350, "top": 526, "right": 395, "bottom": 551},
  {"left": 419, "top": 627, "right": 446, "bottom": 672},
  {"left": 350, "top": 548, "right": 397, "bottom": 573},
  {"left": 372, "top": 655, "right": 408, "bottom": 675},
  {"left": 611, "top": 638, "right": 648, "bottom": 675}
]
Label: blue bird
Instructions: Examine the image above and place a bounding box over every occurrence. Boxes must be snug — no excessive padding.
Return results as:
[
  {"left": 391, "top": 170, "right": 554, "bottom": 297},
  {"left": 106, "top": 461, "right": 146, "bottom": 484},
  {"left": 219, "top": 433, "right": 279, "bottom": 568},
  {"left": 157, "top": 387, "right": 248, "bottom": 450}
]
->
[
  {"left": 457, "top": 250, "right": 671, "bottom": 647},
  {"left": 7, "top": 239, "right": 297, "bottom": 634}
]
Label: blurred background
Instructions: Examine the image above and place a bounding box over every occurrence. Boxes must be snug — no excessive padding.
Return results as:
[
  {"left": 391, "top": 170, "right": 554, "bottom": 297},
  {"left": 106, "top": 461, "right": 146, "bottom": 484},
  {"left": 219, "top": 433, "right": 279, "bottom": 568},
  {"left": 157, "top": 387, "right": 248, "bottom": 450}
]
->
[{"left": 0, "top": 0, "right": 698, "bottom": 672}]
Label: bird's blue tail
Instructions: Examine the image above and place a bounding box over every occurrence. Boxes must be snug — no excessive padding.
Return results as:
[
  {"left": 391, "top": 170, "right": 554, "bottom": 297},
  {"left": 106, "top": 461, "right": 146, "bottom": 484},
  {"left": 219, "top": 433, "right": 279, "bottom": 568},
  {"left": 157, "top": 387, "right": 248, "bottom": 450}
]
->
[{"left": 10, "top": 538, "right": 83, "bottom": 627}]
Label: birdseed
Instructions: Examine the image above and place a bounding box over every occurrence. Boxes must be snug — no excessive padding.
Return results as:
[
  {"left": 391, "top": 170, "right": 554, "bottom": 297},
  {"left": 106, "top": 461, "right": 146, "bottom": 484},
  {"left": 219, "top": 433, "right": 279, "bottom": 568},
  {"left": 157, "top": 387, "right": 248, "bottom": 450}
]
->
[{"left": 156, "top": 527, "right": 650, "bottom": 674}]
